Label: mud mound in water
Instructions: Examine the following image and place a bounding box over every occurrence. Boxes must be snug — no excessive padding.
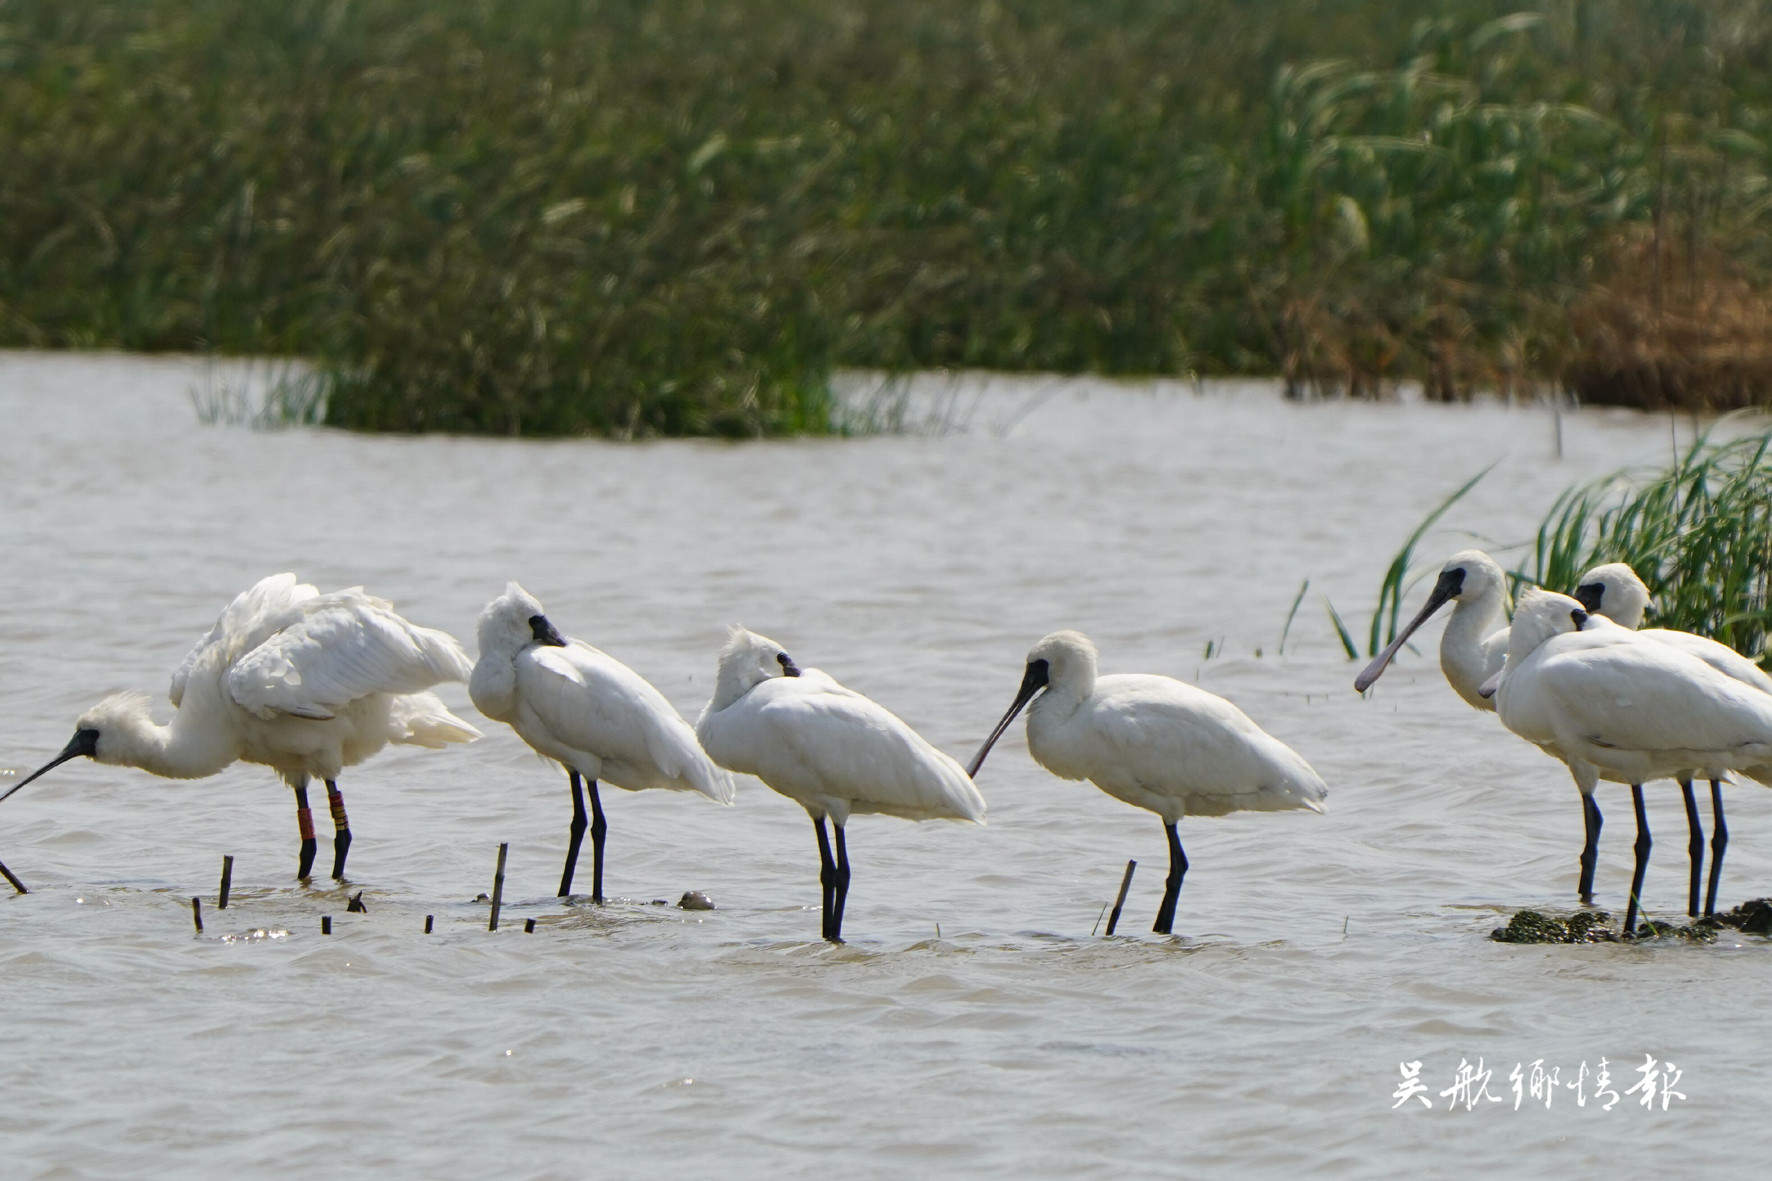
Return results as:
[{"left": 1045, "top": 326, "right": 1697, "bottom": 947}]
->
[
  {"left": 1491, "top": 909, "right": 1618, "bottom": 944},
  {"left": 1492, "top": 899, "right": 1772, "bottom": 944}
]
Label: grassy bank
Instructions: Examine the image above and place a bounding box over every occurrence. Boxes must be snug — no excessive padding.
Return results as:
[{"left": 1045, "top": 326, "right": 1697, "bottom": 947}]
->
[
  {"left": 1367, "top": 429, "right": 1772, "bottom": 660},
  {"left": 5, "top": 1, "right": 1772, "bottom": 434}
]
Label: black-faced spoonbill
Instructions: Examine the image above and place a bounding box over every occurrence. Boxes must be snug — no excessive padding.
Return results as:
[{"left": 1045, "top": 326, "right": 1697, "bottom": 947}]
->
[
  {"left": 3, "top": 574, "right": 480, "bottom": 880},
  {"left": 1354, "top": 550, "right": 1511, "bottom": 709},
  {"left": 468, "top": 584, "right": 735, "bottom": 901},
  {"left": 969, "top": 631, "right": 1327, "bottom": 935},
  {"left": 1355, "top": 551, "right": 1635, "bottom": 908},
  {"left": 694, "top": 628, "right": 985, "bottom": 942},
  {"left": 1572, "top": 561, "right": 1772, "bottom": 915},
  {"left": 1492, "top": 589, "right": 1772, "bottom": 934}
]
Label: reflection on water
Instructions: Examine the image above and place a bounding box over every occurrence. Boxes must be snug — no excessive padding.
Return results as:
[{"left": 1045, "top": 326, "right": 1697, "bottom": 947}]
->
[{"left": 2, "top": 353, "right": 1767, "bottom": 1177}]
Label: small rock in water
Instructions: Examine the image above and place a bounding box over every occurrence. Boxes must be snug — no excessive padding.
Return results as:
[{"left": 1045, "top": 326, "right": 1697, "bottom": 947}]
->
[
  {"left": 1492, "top": 898, "right": 1772, "bottom": 944},
  {"left": 474, "top": 893, "right": 490, "bottom": 903},
  {"left": 346, "top": 891, "right": 367, "bottom": 913},
  {"left": 678, "top": 890, "right": 715, "bottom": 911},
  {"left": 1490, "top": 909, "right": 1616, "bottom": 944},
  {"left": 1733, "top": 898, "right": 1772, "bottom": 934},
  {"left": 1687, "top": 897, "right": 1772, "bottom": 937}
]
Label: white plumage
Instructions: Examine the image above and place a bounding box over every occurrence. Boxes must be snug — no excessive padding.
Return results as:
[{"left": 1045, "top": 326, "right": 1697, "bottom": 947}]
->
[
  {"left": 1352, "top": 551, "right": 1755, "bottom": 915},
  {"left": 469, "top": 583, "right": 733, "bottom": 900},
  {"left": 1494, "top": 588, "right": 1772, "bottom": 932},
  {"left": 1575, "top": 562, "right": 1772, "bottom": 695},
  {"left": 969, "top": 630, "right": 1326, "bottom": 935},
  {"left": 6, "top": 573, "right": 480, "bottom": 881},
  {"left": 696, "top": 627, "right": 983, "bottom": 941},
  {"left": 1564, "top": 562, "right": 1766, "bottom": 916}
]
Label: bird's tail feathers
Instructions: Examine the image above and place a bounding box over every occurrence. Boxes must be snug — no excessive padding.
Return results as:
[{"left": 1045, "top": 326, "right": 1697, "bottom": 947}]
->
[
  {"left": 692, "top": 761, "right": 739, "bottom": 805},
  {"left": 388, "top": 692, "right": 482, "bottom": 747}
]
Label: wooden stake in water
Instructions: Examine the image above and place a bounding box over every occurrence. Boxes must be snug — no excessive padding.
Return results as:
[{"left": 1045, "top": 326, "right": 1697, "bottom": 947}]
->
[
  {"left": 218, "top": 854, "right": 234, "bottom": 909},
  {"left": 321, "top": 915, "right": 332, "bottom": 935},
  {"left": 0, "top": 857, "right": 25, "bottom": 895},
  {"left": 488, "top": 842, "right": 509, "bottom": 931},
  {"left": 1104, "top": 859, "right": 1137, "bottom": 936},
  {"left": 191, "top": 896, "right": 203, "bottom": 933},
  {"left": 524, "top": 917, "right": 536, "bottom": 933},
  {"left": 424, "top": 915, "right": 434, "bottom": 934}
]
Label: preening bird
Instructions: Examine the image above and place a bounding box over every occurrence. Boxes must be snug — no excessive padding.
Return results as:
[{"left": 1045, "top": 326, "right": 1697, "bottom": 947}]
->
[
  {"left": 695, "top": 628, "right": 985, "bottom": 942},
  {"left": 1492, "top": 589, "right": 1772, "bottom": 934},
  {"left": 970, "top": 630, "right": 1327, "bottom": 935},
  {"left": 1572, "top": 561, "right": 1772, "bottom": 916},
  {"left": 3, "top": 574, "right": 480, "bottom": 882},
  {"left": 469, "top": 584, "right": 734, "bottom": 901}
]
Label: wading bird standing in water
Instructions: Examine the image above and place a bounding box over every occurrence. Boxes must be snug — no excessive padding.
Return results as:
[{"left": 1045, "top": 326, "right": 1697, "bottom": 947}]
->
[
  {"left": 469, "top": 584, "right": 734, "bottom": 901},
  {"left": 971, "top": 630, "right": 1327, "bottom": 935},
  {"left": 3, "top": 574, "right": 479, "bottom": 881},
  {"left": 1490, "top": 589, "right": 1772, "bottom": 934},
  {"left": 696, "top": 628, "right": 985, "bottom": 942},
  {"left": 1569, "top": 562, "right": 1772, "bottom": 916},
  {"left": 1353, "top": 551, "right": 1749, "bottom": 915}
]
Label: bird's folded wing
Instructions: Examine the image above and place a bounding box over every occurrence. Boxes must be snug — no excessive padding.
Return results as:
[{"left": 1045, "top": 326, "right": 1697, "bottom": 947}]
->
[
  {"left": 226, "top": 593, "right": 472, "bottom": 720},
  {"left": 765, "top": 688, "right": 983, "bottom": 819},
  {"left": 521, "top": 645, "right": 723, "bottom": 786},
  {"left": 1646, "top": 630, "right": 1772, "bottom": 695},
  {"left": 1545, "top": 645, "right": 1772, "bottom": 755},
  {"left": 1091, "top": 682, "right": 1325, "bottom": 806}
]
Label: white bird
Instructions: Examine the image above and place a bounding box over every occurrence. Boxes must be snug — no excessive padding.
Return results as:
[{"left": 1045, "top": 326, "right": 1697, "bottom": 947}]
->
[
  {"left": 3, "top": 573, "right": 480, "bottom": 881},
  {"left": 969, "top": 631, "right": 1327, "bottom": 935},
  {"left": 1354, "top": 549, "right": 1511, "bottom": 709},
  {"left": 469, "top": 584, "right": 734, "bottom": 901},
  {"left": 1353, "top": 551, "right": 1665, "bottom": 909},
  {"left": 1572, "top": 561, "right": 1772, "bottom": 916},
  {"left": 1492, "top": 588, "right": 1772, "bottom": 933},
  {"left": 695, "top": 628, "right": 985, "bottom": 942}
]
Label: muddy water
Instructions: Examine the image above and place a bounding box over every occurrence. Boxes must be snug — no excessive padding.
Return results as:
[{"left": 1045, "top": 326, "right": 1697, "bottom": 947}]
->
[{"left": 2, "top": 353, "right": 1767, "bottom": 1177}]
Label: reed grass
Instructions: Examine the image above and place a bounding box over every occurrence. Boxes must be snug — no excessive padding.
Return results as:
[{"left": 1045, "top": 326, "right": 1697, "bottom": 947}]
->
[
  {"left": 1518, "top": 428, "right": 1772, "bottom": 656},
  {"left": 6, "top": 1, "right": 1772, "bottom": 434},
  {"left": 1365, "top": 427, "right": 1772, "bottom": 661}
]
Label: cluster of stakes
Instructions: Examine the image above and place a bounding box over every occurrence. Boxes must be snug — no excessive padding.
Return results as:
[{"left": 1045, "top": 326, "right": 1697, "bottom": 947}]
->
[
  {"left": 176, "top": 845, "right": 535, "bottom": 937},
  {"left": 5, "top": 558, "right": 1771, "bottom": 942},
  {"left": 100, "top": 844, "right": 1147, "bottom": 942}
]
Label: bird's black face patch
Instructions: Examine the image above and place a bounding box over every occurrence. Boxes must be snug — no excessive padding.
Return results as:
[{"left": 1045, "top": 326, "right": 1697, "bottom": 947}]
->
[
  {"left": 1023, "top": 658, "right": 1051, "bottom": 692},
  {"left": 529, "top": 615, "right": 568, "bottom": 647},
  {"left": 777, "top": 652, "right": 801, "bottom": 677},
  {"left": 1571, "top": 608, "right": 1589, "bottom": 629},
  {"left": 1437, "top": 565, "right": 1468, "bottom": 600},
  {"left": 1574, "top": 582, "right": 1605, "bottom": 613}
]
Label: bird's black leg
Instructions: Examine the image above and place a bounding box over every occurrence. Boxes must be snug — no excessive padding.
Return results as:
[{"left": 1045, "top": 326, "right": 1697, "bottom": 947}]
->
[
  {"left": 1680, "top": 779, "right": 1704, "bottom": 918},
  {"left": 813, "top": 816, "right": 838, "bottom": 941},
  {"left": 1578, "top": 794, "right": 1603, "bottom": 905},
  {"left": 831, "top": 823, "right": 852, "bottom": 943},
  {"left": 326, "top": 780, "right": 352, "bottom": 880},
  {"left": 1706, "top": 779, "right": 1728, "bottom": 917},
  {"left": 293, "top": 781, "right": 317, "bottom": 880},
  {"left": 588, "top": 779, "right": 608, "bottom": 904},
  {"left": 0, "top": 856, "right": 26, "bottom": 894},
  {"left": 1624, "top": 784, "right": 1651, "bottom": 936},
  {"left": 558, "top": 770, "right": 588, "bottom": 898},
  {"left": 1153, "top": 821, "right": 1188, "bottom": 935}
]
